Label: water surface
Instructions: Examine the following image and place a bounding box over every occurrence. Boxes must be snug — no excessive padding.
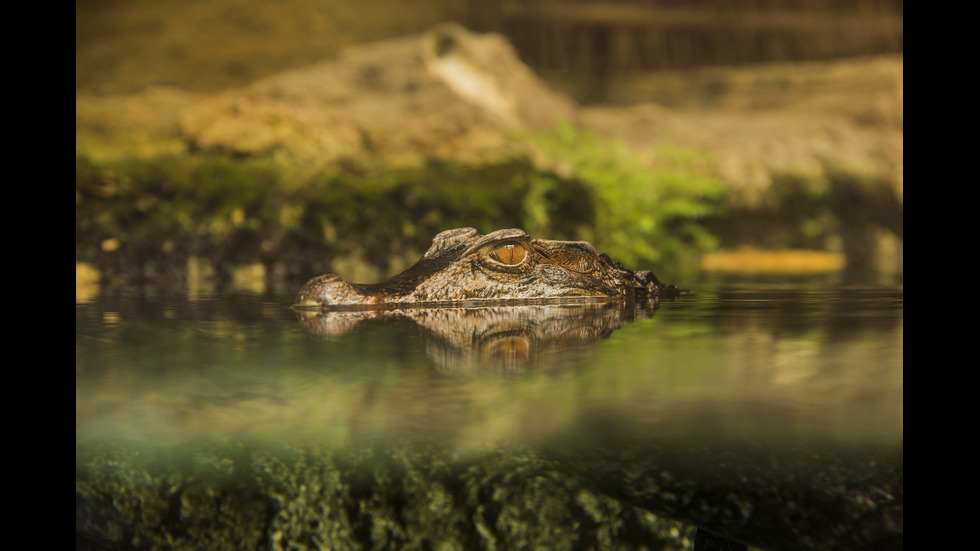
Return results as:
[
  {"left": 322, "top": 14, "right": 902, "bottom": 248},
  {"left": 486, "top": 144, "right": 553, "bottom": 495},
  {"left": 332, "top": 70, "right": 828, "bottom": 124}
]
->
[
  {"left": 75, "top": 277, "right": 903, "bottom": 550},
  {"left": 76, "top": 279, "right": 902, "bottom": 449}
]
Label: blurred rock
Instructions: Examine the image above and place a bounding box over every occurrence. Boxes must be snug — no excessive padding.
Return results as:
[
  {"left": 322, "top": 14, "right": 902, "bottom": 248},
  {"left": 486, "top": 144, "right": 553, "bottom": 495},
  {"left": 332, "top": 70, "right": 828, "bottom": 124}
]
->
[
  {"left": 174, "top": 24, "right": 576, "bottom": 168},
  {"left": 177, "top": 34, "right": 499, "bottom": 166},
  {"left": 420, "top": 22, "right": 576, "bottom": 128},
  {"left": 77, "top": 24, "right": 902, "bottom": 272},
  {"left": 579, "top": 55, "right": 903, "bottom": 208}
]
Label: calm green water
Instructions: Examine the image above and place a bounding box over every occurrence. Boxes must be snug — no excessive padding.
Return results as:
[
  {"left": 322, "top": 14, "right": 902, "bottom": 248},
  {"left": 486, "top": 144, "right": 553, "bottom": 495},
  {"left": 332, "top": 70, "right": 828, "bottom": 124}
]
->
[
  {"left": 76, "top": 278, "right": 903, "bottom": 449},
  {"left": 75, "top": 277, "right": 903, "bottom": 550}
]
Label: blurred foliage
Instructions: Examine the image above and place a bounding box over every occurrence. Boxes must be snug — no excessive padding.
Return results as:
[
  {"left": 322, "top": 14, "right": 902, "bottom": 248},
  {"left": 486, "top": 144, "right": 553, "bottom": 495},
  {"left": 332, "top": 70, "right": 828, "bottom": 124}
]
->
[
  {"left": 76, "top": 154, "right": 590, "bottom": 283},
  {"left": 76, "top": 155, "right": 286, "bottom": 273},
  {"left": 525, "top": 123, "right": 726, "bottom": 272},
  {"left": 296, "top": 159, "right": 595, "bottom": 276},
  {"left": 77, "top": 127, "right": 726, "bottom": 285}
]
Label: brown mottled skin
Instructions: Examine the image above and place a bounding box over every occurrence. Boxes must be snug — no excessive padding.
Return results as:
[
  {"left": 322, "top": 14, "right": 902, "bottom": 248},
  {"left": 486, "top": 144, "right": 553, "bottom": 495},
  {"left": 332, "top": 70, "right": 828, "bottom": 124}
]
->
[{"left": 294, "top": 228, "right": 680, "bottom": 308}]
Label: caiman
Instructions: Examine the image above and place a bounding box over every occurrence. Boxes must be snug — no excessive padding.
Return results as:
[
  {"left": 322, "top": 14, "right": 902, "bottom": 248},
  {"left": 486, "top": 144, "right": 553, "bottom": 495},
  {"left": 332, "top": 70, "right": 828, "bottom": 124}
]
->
[{"left": 294, "top": 227, "right": 680, "bottom": 308}]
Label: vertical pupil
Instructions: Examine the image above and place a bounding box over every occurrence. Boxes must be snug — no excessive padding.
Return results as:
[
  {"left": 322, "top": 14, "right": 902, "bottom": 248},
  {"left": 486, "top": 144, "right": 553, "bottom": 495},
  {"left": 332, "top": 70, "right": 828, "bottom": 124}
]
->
[{"left": 494, "top": 243, "right": 526, "bottom": 265}]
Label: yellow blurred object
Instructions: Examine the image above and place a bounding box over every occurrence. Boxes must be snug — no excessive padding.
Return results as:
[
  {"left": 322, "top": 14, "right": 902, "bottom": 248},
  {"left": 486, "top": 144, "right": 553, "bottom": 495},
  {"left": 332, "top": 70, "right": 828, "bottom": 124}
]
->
[
  {"left": 76, "top": 263, "right": 101, "bottom": 303},
  {"left": 701, "top": 248, "right": 845, "bottom": 274},
  {"left": 232, "top": 263, "right": 267, "bottom": 294},
  {"left": 101, "top": 238, "right": 121, "bottom": 252}
]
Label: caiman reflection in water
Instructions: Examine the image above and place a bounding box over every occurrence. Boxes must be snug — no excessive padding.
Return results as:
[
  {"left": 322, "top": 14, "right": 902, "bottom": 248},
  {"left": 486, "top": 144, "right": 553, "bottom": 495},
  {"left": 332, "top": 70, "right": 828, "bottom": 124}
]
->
[
  {"left": 296, "top": 301, "right": 646, "bottom": 375},
  {"left": 294, "top": 227, "right": 680, "bottom": 308}
]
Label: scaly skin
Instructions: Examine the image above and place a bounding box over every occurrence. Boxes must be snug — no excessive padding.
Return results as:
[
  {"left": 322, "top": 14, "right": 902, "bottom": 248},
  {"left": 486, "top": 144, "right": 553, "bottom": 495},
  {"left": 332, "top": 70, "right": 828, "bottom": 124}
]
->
[{"left": 294, "top": 228, "right": 680, "bottom": 309}]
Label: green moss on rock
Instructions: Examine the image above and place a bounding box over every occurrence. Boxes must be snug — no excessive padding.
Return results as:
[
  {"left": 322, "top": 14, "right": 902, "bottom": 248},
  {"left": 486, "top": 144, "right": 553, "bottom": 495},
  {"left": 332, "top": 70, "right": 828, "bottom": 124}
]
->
[{"left": 76, "top": 123, "right": 729, "bottom": 288}]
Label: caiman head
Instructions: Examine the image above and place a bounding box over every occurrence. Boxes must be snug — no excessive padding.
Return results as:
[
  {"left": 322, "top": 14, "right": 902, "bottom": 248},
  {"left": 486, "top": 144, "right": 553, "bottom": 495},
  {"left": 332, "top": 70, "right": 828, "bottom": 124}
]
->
[{"left": 293, "top": 227, "right": 680, "bottom": 308}]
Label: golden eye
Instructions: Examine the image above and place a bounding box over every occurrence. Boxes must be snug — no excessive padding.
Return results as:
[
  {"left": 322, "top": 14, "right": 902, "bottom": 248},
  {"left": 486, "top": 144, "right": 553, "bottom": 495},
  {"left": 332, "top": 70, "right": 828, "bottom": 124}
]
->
[{"left": 490, "top": 242, "right": 527, "bottom": 265}]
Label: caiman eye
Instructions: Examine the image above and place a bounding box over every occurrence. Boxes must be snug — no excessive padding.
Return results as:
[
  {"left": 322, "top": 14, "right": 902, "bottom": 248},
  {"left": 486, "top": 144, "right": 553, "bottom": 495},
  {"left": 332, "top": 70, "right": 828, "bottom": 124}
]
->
[{"left": 489, "top": 242, "right": 527, "bottom": 265}]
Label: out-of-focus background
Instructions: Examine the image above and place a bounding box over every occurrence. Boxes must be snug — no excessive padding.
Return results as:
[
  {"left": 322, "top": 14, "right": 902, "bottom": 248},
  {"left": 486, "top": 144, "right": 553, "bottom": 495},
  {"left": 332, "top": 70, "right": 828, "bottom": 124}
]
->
[{"left": 76, "top": 0, "right": 903, "bottom": 295}]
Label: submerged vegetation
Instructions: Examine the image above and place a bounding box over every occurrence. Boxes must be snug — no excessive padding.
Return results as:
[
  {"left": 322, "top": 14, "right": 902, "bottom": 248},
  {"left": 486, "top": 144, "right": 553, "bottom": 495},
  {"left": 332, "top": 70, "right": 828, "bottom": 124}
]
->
[{"left": 76, "top": 124, "right": 727, "bottom": 286}]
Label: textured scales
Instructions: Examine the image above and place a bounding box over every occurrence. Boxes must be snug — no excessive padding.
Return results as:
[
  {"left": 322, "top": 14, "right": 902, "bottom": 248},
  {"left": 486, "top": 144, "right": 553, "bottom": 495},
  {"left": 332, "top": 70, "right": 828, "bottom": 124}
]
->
[{"left": 294, "top": 228, "right": 680, "bottom": 308}]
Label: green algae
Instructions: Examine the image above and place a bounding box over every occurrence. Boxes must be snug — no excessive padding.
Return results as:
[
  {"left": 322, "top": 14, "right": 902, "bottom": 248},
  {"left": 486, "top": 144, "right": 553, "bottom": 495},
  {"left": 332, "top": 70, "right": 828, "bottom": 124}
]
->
[
  {"left": 76, "top": 441, "right": 693, "bottom": 551},
  {"left": 76, "top": 124, "right": 728, "bottom": 287}
]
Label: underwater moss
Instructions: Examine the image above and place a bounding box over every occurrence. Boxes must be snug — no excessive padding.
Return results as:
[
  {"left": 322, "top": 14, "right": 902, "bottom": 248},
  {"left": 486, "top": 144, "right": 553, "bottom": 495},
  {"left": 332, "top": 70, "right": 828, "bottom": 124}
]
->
[{"left": 76, "top": 441, "right": 693, "bottom": 551}]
